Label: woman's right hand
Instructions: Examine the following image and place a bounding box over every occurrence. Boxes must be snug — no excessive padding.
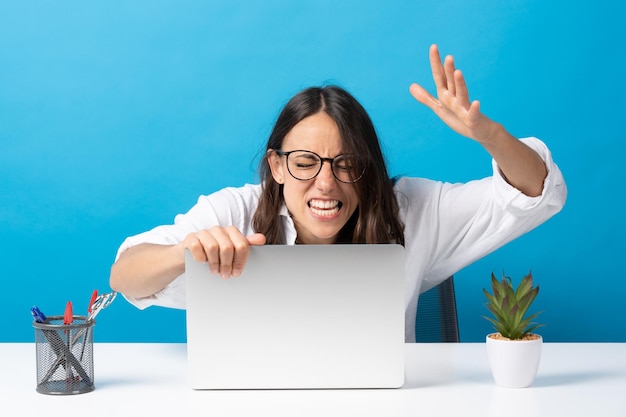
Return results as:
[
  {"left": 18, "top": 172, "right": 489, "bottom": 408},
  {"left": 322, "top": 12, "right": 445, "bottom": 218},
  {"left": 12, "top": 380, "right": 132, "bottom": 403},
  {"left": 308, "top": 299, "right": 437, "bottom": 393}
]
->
[{"left": 181, "top": 226, "right": 267, "bottom": 279}]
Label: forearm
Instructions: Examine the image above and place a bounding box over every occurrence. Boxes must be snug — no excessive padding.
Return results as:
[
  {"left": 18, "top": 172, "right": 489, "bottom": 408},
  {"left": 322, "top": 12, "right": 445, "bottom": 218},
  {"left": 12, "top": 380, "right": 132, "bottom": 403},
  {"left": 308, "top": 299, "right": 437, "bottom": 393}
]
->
[
  {"left": 109, "top": 243, "right": 186, "bottom": 299},
  {"left": 478, "top": 124, "right": 547, "bottom": 197}
]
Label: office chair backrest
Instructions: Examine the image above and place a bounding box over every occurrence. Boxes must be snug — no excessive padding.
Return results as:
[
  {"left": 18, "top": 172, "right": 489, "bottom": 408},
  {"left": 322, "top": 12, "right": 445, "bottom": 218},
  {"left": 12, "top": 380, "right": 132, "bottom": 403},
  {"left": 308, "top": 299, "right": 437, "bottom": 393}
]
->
[{"left": 414, "top": 276, "right": 460, "bottom": 343}]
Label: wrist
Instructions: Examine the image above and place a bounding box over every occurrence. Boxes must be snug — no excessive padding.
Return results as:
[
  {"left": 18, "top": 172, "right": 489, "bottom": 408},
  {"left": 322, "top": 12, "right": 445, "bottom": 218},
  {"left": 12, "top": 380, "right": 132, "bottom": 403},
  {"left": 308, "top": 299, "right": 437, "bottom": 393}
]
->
[{"left": 475, "top": 122, "right": 507, "bottom": 146}]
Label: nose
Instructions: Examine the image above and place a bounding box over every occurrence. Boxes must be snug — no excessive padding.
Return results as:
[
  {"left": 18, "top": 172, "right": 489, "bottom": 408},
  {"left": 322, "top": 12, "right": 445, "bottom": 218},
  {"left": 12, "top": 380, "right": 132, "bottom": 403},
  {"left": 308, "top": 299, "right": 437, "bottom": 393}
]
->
[{"left": 315, "top": 160, "right": 336, "bottom": 191}]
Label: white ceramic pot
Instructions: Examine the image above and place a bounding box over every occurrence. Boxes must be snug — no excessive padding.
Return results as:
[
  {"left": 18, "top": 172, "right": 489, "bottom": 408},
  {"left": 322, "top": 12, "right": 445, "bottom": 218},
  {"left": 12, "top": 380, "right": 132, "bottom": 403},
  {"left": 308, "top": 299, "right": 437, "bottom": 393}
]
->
[{"left": 486, "top": 333, "right": 542, "bottom": 388}]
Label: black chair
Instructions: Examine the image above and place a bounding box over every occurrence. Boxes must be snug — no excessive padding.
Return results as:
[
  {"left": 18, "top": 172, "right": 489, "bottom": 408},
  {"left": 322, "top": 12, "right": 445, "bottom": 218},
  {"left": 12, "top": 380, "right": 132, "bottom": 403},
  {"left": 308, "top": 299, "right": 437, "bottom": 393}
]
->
[{"left": 414, "top": 276, "right": 460, "bottom": 342}]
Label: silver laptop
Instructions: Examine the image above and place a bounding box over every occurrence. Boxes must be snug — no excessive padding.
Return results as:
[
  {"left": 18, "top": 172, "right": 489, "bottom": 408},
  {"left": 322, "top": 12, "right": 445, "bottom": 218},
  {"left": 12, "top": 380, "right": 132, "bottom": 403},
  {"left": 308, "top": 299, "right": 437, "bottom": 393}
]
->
[{"left": 185, "top": 244, "right": 405, "bottom": 389}]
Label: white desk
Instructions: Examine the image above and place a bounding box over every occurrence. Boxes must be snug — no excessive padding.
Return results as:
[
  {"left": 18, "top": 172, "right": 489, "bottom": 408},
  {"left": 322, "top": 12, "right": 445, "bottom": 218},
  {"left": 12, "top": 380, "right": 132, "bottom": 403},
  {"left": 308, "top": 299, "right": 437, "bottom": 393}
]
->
[{"left": 2, "top": 343, "right": 624, "bottom": 416}]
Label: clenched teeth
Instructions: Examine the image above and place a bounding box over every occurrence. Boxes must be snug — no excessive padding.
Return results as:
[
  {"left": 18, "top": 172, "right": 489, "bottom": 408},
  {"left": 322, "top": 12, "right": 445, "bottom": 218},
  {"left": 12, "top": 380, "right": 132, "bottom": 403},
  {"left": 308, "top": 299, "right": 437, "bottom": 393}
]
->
[
  {"left": 309, "top": 199, "right": 340, "bottom": 209},
  {"left": 309, "top": 199, "right": 341, "bottom": 217}
]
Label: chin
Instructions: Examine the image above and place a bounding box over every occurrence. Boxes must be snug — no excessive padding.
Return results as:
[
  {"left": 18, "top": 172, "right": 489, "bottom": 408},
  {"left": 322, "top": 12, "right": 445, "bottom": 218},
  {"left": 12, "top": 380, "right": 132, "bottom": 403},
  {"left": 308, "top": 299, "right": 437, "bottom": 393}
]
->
[{"left": 313, "top": 227, "right": 347, "bottom": 243}]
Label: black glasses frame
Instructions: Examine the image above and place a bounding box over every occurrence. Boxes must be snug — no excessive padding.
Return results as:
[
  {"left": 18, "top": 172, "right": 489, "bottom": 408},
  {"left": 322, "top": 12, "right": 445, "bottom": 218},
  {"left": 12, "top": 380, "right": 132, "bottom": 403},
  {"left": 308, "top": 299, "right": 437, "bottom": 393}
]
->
[{"left": 274, "top": 149, "right": 365, "bottom": 184}]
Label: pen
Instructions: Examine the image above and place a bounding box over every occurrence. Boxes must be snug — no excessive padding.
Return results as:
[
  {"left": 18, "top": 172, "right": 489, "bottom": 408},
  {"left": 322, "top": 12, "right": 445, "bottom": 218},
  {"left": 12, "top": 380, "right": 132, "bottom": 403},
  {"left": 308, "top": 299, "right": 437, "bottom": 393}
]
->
[
  {"left": 64, "top": 301, "right": 73, "bottom": 382},
  {"left": 30, "top": 306, "right": 47, "bottom": 324},
  {"left": 88, "top": 290, "right": 98, "bottom": 312},
  {"left": 79, "top": 290, "right": 98, "bottom": 361}
]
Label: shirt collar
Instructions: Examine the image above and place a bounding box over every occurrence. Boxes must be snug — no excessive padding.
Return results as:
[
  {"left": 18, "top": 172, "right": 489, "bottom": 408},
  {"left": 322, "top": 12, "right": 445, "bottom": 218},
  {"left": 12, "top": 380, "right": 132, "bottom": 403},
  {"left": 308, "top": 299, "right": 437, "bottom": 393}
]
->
[{"left": 279, "top": 204, "right": 297, "bottom": 245}]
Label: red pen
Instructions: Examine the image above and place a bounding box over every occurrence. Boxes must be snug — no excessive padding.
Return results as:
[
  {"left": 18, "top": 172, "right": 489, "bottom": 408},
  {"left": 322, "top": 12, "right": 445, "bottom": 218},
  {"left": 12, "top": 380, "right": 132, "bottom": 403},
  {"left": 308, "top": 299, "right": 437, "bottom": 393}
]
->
[
  {"left": 64, "top": 301, "right": 73, "bottom": 382},
  {"left": 88, "top": 290, "right": 98, "bottom": 314},
  {"left": 78, "top": 290, "right": 98, "bottom": 362},
  {"left": 64, "top": 301, "right": 73, "bottom": 326}
]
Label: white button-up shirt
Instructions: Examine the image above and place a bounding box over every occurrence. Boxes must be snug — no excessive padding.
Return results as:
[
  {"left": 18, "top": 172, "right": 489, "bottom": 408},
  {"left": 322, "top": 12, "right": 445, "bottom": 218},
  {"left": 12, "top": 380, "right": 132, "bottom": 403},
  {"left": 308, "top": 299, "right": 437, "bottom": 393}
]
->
[{"left": 115, "top": 137, "right": 567, "bottom": 342}]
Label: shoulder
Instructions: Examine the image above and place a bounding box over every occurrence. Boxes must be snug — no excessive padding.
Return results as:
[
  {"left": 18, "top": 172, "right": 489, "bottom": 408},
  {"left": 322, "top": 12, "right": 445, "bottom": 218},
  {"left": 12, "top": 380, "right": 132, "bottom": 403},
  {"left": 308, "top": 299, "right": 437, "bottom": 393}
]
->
[
  {"left": 393, "top": 176, "right": 442, "bottom": 194},
  {"left": 174, "top": 183, "right": 262, "bottom": 230},
  {"left": 393, "top": 176, "right": 449, "bottom": 208},
  {"left": 392, "top": 175, "right": 494, "bottom": 227},
  {"left": 196, "top": 183, "right": 262, "bottom": 209}
]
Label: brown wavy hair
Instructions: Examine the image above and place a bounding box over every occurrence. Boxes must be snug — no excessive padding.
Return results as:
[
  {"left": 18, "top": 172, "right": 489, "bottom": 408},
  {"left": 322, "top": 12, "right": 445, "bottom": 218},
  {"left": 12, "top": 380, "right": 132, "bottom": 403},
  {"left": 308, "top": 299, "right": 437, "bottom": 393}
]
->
[{"left": 252, "top": 86, "right": 404, "bottom": 245}]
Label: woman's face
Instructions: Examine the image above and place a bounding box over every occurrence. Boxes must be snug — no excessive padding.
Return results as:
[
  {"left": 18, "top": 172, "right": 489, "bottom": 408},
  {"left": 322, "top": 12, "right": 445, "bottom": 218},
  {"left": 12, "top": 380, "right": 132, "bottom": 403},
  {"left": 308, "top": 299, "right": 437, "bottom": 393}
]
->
[{"left": 269, "top": 111, "right": 360, "bottom": 244}]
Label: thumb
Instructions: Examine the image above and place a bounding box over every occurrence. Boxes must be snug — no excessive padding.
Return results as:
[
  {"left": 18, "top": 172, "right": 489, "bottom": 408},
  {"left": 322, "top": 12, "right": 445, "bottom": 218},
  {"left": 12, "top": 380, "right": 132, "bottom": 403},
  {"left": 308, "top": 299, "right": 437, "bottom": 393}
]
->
[
  {"left": 247, "top": 233, "right": 267, "bottom": 246},
  {"left": 409, "top": 83, "right": 437, "bottom": 109}
]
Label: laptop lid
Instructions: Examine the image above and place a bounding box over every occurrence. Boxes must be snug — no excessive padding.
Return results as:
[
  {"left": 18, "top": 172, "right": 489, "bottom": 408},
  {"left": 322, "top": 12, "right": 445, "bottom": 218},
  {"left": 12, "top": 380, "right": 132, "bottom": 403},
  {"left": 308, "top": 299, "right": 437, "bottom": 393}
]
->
[{"left": 185, "top": 244, "right": 405, "bottom": 389}]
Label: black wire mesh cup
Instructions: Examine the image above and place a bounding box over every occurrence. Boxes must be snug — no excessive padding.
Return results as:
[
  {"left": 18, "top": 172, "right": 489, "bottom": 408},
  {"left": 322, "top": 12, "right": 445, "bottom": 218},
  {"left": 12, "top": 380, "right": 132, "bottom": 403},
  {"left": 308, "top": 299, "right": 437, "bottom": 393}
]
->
[{"left": 33, "top": 315, "right": 95, "bottom": 395}]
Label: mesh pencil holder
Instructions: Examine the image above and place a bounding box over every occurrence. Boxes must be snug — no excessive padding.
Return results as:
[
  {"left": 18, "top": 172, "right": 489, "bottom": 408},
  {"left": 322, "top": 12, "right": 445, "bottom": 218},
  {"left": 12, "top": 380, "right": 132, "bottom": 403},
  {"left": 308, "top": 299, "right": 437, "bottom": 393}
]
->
[{"left": 33, "top": 315, "right": 95, "bottom": 395}]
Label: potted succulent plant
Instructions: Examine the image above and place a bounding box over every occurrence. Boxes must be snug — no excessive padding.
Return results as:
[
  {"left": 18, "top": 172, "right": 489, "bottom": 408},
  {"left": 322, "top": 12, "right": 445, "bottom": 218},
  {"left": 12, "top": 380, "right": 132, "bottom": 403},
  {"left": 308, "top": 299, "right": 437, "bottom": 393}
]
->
[{"left": 483, "top": 271, "right": 543, "bottom": 388}]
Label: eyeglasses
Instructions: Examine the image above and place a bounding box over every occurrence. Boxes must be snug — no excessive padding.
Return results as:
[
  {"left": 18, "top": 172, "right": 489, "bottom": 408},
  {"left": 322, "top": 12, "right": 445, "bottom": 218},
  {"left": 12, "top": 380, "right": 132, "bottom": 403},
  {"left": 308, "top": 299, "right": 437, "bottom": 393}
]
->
[{"left": 275, "top": 150, "right": 365, "bottom": 183}]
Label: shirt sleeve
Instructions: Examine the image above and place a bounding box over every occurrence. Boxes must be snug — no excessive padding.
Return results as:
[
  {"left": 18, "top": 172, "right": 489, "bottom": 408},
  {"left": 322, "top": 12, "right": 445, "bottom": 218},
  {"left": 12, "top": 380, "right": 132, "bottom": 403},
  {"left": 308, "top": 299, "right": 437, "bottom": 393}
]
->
[
  {"left": 490, "top": 137, "right": 567, "bottom": 215},
  {"left": 113, "top": 184, "right": 261, "bottom": 310}
]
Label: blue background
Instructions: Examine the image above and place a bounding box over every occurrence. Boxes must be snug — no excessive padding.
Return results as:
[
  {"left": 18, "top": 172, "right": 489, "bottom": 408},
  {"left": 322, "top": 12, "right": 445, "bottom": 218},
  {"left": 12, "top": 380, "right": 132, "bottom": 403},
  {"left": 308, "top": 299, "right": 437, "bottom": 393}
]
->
[{"left": 2, "top": 1, "right": 624, "bottom": 343}]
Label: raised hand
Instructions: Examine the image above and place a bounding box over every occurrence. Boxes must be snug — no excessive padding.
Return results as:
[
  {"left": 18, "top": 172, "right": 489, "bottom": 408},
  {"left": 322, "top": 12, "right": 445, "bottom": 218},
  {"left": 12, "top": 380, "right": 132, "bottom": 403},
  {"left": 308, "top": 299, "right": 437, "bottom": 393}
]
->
[{"left": 409, "top": 44, "right": 501, "bottom": 144}]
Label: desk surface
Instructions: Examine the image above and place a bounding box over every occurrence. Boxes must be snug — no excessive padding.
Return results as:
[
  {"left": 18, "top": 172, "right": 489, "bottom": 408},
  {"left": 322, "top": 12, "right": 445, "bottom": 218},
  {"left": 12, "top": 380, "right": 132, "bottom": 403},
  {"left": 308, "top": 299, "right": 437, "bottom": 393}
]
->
[{"left": 2, "top": 343, "right": 624, "bottom": 416}]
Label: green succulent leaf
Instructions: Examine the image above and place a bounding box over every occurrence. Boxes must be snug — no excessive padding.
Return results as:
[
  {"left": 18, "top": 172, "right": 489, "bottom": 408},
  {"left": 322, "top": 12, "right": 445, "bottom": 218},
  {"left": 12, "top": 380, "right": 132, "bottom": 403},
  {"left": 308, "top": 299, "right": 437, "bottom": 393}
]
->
[{"left": 515, "top": 273, "right": 533, "bottom": 298}]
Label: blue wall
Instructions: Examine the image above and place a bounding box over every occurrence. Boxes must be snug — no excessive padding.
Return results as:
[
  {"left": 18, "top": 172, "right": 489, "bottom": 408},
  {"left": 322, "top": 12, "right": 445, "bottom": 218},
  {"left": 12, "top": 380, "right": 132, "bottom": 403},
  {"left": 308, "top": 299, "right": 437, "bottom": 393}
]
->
[{"left": 2, "top": 1, "right": 624, "bottom": 343}]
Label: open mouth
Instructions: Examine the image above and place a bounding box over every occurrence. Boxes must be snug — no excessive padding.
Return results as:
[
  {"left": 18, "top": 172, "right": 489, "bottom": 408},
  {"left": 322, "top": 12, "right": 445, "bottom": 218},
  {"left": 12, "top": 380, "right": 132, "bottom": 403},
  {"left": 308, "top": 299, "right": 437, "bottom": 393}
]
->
[{"left": 308, "top": 199, "right": 342, "bottom": 217}]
